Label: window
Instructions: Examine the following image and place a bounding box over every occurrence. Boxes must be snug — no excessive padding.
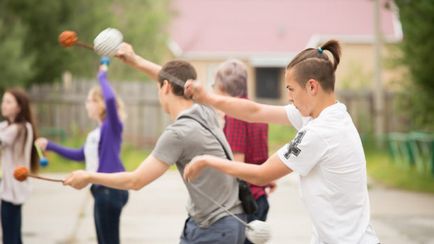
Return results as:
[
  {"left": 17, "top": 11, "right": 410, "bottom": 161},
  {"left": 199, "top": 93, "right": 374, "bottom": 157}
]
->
[{"left": 255, "top": 68, "right": 281, "bottom": 99}]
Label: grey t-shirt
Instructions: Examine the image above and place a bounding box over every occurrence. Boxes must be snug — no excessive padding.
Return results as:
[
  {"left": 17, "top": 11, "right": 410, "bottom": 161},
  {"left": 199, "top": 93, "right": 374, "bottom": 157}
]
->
[{"left": 152, "top": 104, "right": 243, "bottom": 227}]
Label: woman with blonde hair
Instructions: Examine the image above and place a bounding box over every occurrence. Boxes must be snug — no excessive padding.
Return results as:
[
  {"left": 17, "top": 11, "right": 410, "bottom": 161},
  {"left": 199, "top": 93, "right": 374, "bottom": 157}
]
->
[{"left": 36, "top": 62, "right": 128, "bottom": 244}]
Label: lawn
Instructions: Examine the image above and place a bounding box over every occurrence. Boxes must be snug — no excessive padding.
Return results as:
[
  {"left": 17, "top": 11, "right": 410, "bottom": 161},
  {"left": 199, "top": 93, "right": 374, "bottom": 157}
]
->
[
  {"left": 39, "top": 127, "right": 434, "bottom": 194},
  {"left": 39, "top": 136, "right": 149, "bottom": 173},
  {"left": 365, "top": 148, "right": 434, "bottom": 194}
]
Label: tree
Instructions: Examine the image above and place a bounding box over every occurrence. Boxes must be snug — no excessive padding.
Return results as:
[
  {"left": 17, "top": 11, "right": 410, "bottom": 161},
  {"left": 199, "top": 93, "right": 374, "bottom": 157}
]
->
[
  {"left": 394, "top": 0, "right": 434, "bottom": 130},
  {"left": 0, "top": 0, "right": 170, "bottom": 90}
]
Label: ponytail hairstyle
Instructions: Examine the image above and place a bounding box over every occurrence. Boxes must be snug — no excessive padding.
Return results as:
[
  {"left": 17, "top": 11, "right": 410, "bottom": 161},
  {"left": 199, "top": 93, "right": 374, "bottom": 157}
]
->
[
  {"left": 287, "top": 40, "right": 341, "bottom": 92},
  {"left": 5, "top": 88, "right": 39, "bottom": 173}
]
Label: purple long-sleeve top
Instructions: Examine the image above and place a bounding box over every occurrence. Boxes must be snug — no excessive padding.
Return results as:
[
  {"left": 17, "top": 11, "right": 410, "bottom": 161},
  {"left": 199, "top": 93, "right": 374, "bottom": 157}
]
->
[{"left": 46, "top": 71, "right": 125, "bottom": 173}]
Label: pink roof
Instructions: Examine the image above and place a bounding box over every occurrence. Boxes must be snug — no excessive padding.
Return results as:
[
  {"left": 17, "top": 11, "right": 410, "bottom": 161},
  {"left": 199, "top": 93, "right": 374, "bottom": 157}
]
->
[{"left": 170, "top": 0, "right": 401, "bottom": 56}]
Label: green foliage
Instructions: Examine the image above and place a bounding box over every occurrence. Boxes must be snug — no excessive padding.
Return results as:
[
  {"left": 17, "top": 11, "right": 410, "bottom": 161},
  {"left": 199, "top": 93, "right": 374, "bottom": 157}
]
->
[
  {"left": 0, "top": 19, "right": 35, "bottom": 90},
  {"left": 0, "top": 0, "right": 170, "bottom": 89},
  {"left": 394, "top": 0, "right": 434, "bottom": 130}
]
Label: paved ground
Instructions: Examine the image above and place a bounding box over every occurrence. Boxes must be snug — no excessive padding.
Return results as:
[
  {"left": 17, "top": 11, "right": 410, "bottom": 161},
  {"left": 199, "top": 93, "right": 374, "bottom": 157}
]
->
[{"left": 4, "top": 171, "right": 434, "bottom": 243}]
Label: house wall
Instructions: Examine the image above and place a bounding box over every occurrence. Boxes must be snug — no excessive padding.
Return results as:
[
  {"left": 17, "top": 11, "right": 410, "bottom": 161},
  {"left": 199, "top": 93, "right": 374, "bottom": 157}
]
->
[{"left": 171, "top": 42, "right": 401, "bottom": 105}]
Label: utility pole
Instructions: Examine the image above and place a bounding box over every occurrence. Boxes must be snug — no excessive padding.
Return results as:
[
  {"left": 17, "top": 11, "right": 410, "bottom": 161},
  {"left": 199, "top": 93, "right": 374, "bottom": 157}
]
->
[{"left": 373, "top": 0, "right": 385, "bottom": 144}]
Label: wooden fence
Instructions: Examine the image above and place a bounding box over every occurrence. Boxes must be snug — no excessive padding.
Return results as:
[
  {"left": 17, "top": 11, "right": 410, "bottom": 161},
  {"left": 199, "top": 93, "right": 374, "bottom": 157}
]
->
[
  {"left": 30, "top": 80, "right": 170, "bottom": 147},
  {"left": 29, "top": 80, "right": 406, "bottom": 147}
]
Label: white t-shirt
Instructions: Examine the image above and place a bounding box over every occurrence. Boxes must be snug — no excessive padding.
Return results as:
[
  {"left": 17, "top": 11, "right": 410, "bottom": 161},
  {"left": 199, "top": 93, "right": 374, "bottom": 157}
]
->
[
  {"left": 0, "top": 122, "right": 33, "bottom": 204},
  {"left": 277, "top": 103, "right": 379, "bottom": 244},
  {"left": 84, "top": 128, "right": 101, "bottom": 172}
]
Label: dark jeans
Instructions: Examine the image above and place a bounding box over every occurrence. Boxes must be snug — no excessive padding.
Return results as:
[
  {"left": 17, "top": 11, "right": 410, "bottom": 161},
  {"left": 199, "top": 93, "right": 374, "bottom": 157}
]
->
[
  {"left": 245, "top": 195, "right": 269, "bottom": 244},
  {"left": 1, "top": 200, "right": 23, "bottom": 244},
  {"left": 91, "top": 185, "right": 129, "bottom": 244},
  {"left": 180, "top": 214, "right": 247, "bottom": 244}
]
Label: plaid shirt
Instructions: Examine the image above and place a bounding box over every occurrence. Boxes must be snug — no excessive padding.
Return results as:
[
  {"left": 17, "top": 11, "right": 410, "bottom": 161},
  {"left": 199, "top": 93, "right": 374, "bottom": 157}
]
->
[{"left": 223, "top": 115, "right": 268, "bottom": 199}]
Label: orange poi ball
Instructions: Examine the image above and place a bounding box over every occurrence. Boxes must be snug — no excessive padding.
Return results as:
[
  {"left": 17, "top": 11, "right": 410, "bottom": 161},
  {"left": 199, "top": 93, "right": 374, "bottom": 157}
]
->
[
  {"left": 59, "top": 30, "right": 78, "bottom": 47},
  {"left": 14, "top": 166, "right": 29, "bottom": 182}
]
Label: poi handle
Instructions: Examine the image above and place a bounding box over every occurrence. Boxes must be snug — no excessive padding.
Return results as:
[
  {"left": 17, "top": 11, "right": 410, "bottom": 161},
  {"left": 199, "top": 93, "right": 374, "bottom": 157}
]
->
[
  {"left": 100, "top": 56, "right": 110, "bottom": 72},
  {"left": 28, "top": 174, "right": 64, "bottom": 183},
  {"left": 34, "top": 143, "right": 44, "bottom": 159}
]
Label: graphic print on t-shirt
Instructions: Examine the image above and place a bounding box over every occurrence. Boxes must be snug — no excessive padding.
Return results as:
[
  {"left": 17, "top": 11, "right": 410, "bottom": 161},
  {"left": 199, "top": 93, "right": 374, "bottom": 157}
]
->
[{"left": 284, "top": 131, "right": 306, "bottom": 159}]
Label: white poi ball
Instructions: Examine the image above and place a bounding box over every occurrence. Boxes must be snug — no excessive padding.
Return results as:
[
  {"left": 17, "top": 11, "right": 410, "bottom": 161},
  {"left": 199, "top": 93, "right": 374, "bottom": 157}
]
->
[
  {"left": 93, "top": 28, "right": 123, "bottom": 57},
  {"left": 245, "top": 220, "right": 272, "bottom": 244}
]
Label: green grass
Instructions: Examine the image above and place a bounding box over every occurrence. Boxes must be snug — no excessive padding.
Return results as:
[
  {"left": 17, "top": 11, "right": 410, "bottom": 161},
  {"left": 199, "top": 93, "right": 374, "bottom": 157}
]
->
[
  {"left": 40, "top": 129, "right": 434, "bottom": 194},
  {"left": 269, "top": 127, "right": 434, "bottom": 194},
  {"left": 366, "top": 149, "right": 434, "bottom": 193},
  {"left": 268, "top": 124, "right": 297, "bottom": 153},
  {"left": 40, "top": 135, "right": 149, "bottom": 173}
]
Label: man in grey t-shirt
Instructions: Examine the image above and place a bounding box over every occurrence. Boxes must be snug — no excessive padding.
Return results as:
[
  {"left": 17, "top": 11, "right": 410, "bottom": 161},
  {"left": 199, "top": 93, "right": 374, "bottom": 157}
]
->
[
  {"left": 64, "top": 45, "right": 246, "bottom": 244},
  {"left": 153, "top": 103, "right": 243, "bottom": 228}
]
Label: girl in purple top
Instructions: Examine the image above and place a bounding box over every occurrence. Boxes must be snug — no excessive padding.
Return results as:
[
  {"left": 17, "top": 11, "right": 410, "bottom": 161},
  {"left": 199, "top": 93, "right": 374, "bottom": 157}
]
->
[{"left": 36, "top": 65, "right": 128, "bottom": 244}]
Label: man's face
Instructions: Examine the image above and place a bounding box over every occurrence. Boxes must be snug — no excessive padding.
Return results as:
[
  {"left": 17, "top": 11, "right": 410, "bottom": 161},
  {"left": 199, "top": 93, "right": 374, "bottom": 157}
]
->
[
  {"left": 284, "top": 69, "right": 312, "bottom": 117},
  {"left": 158, "top": 81, "right": 170, "bottom": 114}
]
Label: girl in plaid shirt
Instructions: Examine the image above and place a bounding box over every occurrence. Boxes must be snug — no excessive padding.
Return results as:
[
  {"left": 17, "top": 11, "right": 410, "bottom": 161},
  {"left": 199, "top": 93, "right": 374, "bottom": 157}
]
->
[{"left": 212, "top": 59, "right": 276, "bottom": 244}]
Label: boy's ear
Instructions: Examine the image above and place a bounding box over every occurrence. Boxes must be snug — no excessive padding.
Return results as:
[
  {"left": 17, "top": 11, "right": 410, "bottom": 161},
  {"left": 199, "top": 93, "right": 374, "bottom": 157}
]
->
[
  {"left": 163, "top": 80, "right": 171, "bottom": 94},
  {"left": 306, "top": 79, "right": 319, "bottom": 95}
]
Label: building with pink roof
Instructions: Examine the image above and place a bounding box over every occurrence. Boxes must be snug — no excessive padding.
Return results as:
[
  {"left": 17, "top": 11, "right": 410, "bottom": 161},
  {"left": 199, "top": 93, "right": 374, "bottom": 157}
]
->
[{"left": 168, "top": 0, "right": 402, "bottom": 102}]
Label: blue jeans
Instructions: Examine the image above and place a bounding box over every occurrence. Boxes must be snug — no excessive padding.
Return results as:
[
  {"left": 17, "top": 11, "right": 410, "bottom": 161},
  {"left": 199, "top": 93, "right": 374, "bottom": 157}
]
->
[
  {"left": 245, "top": 195, "right": 269, "bottom": 244},
  {"left": 180, "top": 214, "right": 247, "bottom": 244},
  {"left": 91, "top": 185, "right": 129, "bottom": 244},
  {"left": 1, "top": 200, "right": 22, "bottom": 244}
]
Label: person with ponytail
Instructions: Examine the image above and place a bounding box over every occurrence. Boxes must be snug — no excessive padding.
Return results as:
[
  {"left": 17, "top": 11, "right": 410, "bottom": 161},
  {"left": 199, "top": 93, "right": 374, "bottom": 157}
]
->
[
  {"left": 183, "top": 40, "right": 380, "bottom": 243},
  {"left": 0, "top": 88, "right": 39, "bottom": 244}
]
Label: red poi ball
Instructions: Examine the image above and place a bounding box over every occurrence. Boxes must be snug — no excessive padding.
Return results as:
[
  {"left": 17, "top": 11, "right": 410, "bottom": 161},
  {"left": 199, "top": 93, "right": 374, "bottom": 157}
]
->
[
  {"left": 59, "top": 30, "right": 78, "bottom": 47},
  {"left": 14, "top": 166, "right": 29, "bottom": 182}
]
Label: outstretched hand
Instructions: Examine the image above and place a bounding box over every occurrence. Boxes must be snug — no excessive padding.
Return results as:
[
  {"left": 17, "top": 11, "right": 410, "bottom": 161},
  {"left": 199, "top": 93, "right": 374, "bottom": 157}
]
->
[
  {"left": 115, "top": 42, "right": 137, "bottom": 66},
  {"left": 183, "top": 156, "right": 208, "bottom": 182},
  {"left": 63, "top": 170, "right": 91, "bottom": 190},
  {"left": 184, "top": 80, "right": 211, "bottom": 104},
  {"left": 267, "top": 181, "right": 277, "bottom": 194},
  {"left": 35, "top": 137, "right": 48, "bottom": 151}
]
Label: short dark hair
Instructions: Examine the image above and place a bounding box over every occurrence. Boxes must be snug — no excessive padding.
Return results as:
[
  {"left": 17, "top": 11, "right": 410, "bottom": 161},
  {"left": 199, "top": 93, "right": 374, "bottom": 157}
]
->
[
  {"left": 287, "top": 40, "right": 341, "bottom": 92},
  {"left": 158, "top": 60, "right": 197, "bottom": 98}
]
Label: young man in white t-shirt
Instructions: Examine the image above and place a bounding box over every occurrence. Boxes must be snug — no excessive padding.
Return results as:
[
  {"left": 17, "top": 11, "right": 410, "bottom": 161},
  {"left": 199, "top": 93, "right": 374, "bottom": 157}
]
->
[{"left": 183, "top": 40, "right": 380, "bottom": 244}]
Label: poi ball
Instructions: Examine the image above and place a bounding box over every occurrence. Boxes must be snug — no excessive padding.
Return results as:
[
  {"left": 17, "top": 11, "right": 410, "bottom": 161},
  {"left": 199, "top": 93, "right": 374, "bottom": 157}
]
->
[
  {"left": 14, "top": 166, "right": 29, "bottom": 182},
  {"left": 59, "top": 31, "right": 78, "bottom": 47},
  {"left": 93, "top": 28, "right": 123, "bottom": 57},
  {"left": 39, "top": 158, "right": 49, "bottom": 167},
  {"left": 245, "top": 220, "right": 272, "bottom": 244}
]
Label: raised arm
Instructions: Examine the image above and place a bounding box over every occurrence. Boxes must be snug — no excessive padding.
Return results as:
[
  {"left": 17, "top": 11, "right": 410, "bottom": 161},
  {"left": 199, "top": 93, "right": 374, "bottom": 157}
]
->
[
  {"left": 115, "top": 42, "right": 161, "bottom": 80},
  {"left": 185, "top": 80, "right": 290, "bottom": 125},
  {"left": 98, "top": 70, "right": 122, "bottom": 129}
]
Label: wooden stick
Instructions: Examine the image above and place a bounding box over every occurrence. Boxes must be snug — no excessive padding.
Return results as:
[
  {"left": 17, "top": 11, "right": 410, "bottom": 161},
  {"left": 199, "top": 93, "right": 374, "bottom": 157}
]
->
[
  {"left": 76, "top": 41, "right": 94, "bottom": 50},
  {"left": 28, "top": 174, "right": 64, "bottom": 183}
]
